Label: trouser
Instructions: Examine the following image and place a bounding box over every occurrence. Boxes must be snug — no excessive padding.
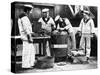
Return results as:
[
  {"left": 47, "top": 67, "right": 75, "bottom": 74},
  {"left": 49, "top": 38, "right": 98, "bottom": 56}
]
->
[
  {"left": 43, "top": 40, "right": 51, "bottom": 56},
  {"left": 80, "top": 34, "right": 91, "bottom": 57},
  {"left": 22, "top": 41, "right": 35, "bottom": 68},
  {"left": 67, "top": 32, "right": 76, "bottom": 52},
  {"left": 64, "top": 32, "right": 76, "bottom": 62}
]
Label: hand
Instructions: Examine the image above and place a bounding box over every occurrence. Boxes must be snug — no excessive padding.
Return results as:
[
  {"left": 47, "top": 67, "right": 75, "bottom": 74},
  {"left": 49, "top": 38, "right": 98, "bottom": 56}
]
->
[
  {"left": 77, "top": 31, "right": 82, "bottom": 36},
  {"left": 91, "top": 33, "right": 95, "bottom": 38},
  {"left": 52, "top": 30, "right": 59, "bottom": 35},
  {"left": 27, "top": 34, "right": 33, "bottom": 43}
]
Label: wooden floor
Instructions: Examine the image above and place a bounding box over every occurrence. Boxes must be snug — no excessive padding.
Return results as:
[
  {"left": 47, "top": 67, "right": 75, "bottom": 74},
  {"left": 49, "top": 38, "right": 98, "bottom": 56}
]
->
[{"left": 14, "top": 56, "right": 97, "bottom": 73}]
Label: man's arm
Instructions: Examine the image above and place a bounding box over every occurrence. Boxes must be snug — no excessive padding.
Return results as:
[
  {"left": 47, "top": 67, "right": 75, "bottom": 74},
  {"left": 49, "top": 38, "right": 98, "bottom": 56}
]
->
[
  {"left": 90, "top": 19, "right": 95, "bottom": 37},
  {"left": 38, "top": 18, "right": 42, "bottom": 23},
  {"left": 64, "top": 18, "right": 72, "bottom": 30},
  {"left": 78, "top": 19, "right": 83, "bottom": 32},
  {"left": 77, "top": 19, "right": 83, "bottom": 36},
  {"left": 18, "top": 19, "right": 24, "bottom": 35},
  {"left": 21, "top": 16, "right": 33, "bottom": 43},
  {"left": 50, "top": 18, "right": 56, "bottom": 30},
  {"left": 90, "top": 19, "right": 95, "bottom": 33}
]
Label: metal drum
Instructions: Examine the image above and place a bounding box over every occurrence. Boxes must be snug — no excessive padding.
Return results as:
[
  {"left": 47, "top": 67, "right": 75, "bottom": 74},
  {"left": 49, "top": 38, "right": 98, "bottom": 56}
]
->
[{"left": 51, "top": 31, "right": 68, "bottom": 57}]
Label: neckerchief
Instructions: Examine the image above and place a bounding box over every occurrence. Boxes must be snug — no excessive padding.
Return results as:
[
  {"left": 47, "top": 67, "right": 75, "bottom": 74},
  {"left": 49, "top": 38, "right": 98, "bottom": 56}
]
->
[
  {"left": 59, "top": 19, "right": 66, "bottom": 28},
  {"left": 42, "top": 17, "right": 50, "bottom": 24},
  {"left": 83, "top": 18, "right": 90, "bottom": 23}
]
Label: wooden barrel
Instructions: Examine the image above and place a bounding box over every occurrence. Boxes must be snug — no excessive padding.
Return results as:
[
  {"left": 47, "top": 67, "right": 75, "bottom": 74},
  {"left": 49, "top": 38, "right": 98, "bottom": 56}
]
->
[{"left": 51, "top": 31, "right": 68, "bottom": 57}]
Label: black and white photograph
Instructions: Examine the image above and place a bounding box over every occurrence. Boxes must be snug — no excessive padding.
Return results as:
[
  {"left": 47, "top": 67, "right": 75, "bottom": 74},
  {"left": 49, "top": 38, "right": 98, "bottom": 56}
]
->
[{"left": 11, "top": 1, "right": 98, "bottom": 73}]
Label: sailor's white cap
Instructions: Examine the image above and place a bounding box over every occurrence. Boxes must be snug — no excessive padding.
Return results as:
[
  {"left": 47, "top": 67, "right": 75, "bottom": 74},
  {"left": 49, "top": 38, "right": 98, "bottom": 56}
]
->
[
  {"left": 24, "top": 4, "right": 33, "bottom": 9},
  {"left": 82, "top": 10, "right": 95, "bottom": 18},
  {"left": 82, "top": 10, "right": 90, "bottom": 14},
  {"left": 42, "top": 8, "right": 49, "bottom": 12},
  {"left": 55, "top": 15, "right": 60, "bottom": 21}
]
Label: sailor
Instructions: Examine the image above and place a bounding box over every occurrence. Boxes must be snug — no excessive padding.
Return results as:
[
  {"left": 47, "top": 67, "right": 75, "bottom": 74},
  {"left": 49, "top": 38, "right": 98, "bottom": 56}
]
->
[
  {"left": 55, "top": 15, "right": 76, "bottom": 51},
  {"left": 18, "top": 4, "right": 35, "bottom": 69},
  {"left": 78, "top": 10, "right": 95, "bottom": 61},
  {"left": 54, "top": 15, "right": 76, "bottom": 62},
  {"left": 38, "top": 8, "right": 56, "bottom": 56},
  {"left": 38, "top": 8, "right": 55, "bottom": 33}
]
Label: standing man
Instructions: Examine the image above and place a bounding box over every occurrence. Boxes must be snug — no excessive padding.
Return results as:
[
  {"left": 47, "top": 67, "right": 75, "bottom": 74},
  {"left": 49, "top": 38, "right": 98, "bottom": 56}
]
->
[
  {"left": 18, "top": 5, "right": 35, "bottom": 69},
  {"left": 55, "top": 15, "right": 76, "bottom": 51},
  {"left": 78, "top": 10, "right": 95, "bottom": 61},
  {"left": 38, "top": 8, "right": 55, "bottom": 33},
  {"left": 54, "top": 15, "right": 76, "bottom": 62},
  {"left": 38, "top": 8, "right": 55, "bottom": 56}
]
